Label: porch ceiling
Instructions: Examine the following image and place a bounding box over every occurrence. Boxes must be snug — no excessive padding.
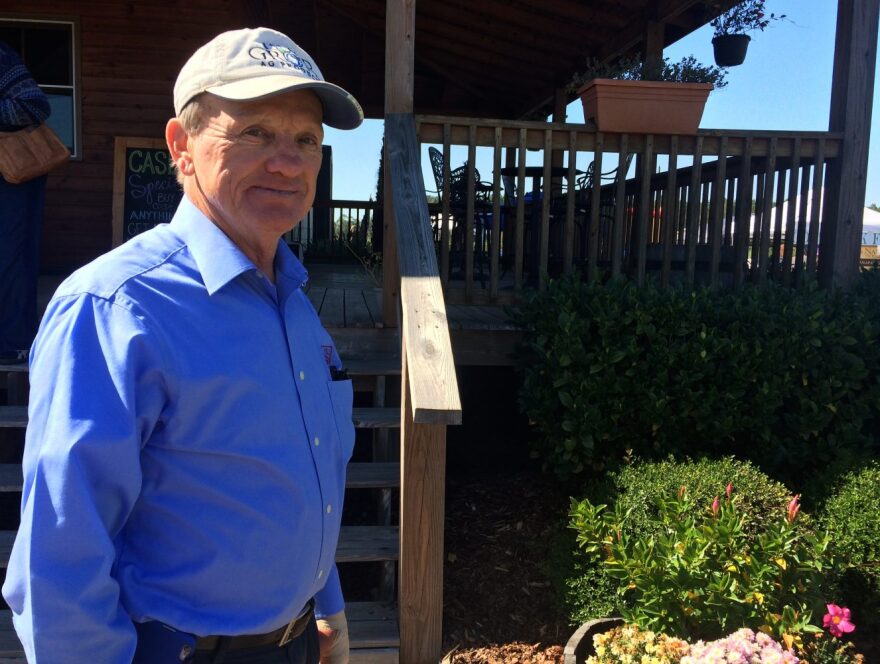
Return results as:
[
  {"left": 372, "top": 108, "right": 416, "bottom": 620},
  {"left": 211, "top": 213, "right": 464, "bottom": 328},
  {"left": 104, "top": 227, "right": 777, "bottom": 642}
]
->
[{"left": 281, "top": 0, "right": 736, "bottom": 120}]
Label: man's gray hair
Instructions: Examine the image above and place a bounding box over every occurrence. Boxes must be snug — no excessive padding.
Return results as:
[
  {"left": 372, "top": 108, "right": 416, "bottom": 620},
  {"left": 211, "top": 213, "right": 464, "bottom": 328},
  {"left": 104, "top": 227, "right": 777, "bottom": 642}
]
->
[{"left": 172, "top": 94, "right": 207, "bottom": 185}]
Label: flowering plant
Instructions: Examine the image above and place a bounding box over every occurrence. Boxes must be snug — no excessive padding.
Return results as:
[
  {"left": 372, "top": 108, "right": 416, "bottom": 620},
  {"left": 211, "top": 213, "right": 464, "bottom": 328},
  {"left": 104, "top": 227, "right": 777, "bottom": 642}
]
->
[
  {"left": 682, "top": 628, "right": 799, "bottom": 663},
  {"left": 587, "top": 624, "right": 689, "bottom": 664},
  {"left": 569, "top": 485, "right": 831, "bottom": 641},
  {"left": 822, "top": 604, "right": 855, "bottom": 638},
  {"left": 710, "top": 0, "right": 786, "bottom": 37}
]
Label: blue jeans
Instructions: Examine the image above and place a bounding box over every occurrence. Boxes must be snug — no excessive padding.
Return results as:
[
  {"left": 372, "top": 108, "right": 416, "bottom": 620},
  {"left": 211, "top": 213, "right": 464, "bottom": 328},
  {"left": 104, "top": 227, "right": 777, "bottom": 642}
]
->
[{"left": 0, "top": 174, "right": 46, "bottom": 354}]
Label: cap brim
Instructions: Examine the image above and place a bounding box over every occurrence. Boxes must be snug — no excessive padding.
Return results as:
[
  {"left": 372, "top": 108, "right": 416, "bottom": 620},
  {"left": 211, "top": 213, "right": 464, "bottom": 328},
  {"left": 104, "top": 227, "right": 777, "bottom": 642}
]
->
[{"left": 207, "top": 75, "right": 364, "bottom": 130}]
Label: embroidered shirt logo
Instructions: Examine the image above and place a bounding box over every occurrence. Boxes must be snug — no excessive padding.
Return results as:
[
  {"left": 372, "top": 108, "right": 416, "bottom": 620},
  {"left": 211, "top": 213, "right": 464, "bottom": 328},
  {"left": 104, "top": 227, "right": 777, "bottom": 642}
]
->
[{"left": 247, "top": 42, "right": 319, "bottom": 79}]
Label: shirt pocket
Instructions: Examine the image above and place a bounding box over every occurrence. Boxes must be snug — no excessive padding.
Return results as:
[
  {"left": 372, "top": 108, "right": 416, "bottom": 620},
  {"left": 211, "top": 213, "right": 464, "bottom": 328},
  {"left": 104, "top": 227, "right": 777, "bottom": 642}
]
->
[{"left": 326, "top": 379, "right": 355, "bottom": 463}]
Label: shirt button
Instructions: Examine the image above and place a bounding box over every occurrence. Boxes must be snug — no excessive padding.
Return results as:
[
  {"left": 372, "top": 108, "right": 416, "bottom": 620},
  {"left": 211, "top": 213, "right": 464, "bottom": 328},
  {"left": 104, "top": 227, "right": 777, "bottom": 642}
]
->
[
  {"left": 326, "top": 504, "right": 332, "bottom": 514},
  {"left": 314, "top": 436, "right": 320, "bottom": 446},
  {"left": 299, "top": 371, "right": 306, "bottom": 381},
  {"left": 317, "top": 569, "right": 323, "bottom": 579}
]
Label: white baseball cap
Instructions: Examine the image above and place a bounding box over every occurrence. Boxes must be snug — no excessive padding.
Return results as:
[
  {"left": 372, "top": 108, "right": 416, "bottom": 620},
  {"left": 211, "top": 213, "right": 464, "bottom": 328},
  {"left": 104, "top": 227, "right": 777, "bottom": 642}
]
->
[{"left": 173, "top": 27, "right": 364, "bottom": 129}]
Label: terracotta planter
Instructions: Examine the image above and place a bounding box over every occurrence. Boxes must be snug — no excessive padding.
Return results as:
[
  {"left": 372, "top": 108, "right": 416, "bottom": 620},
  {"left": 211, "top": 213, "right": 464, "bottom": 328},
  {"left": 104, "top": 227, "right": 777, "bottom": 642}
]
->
[
  {"left": 563, "top": 617, "right": 625, "bottom": 664},
  {"left": 577, "top": 79, "right": 713, "bottom": 135},
  {"left": 712, "top": 34, "right": 751, "bottom": 67}
]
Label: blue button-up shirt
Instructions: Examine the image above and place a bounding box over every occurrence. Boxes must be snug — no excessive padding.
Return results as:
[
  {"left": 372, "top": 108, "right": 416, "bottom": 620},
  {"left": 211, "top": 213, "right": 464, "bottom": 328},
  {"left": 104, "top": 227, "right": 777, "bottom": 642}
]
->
[{"left": 2, "top": 197, "right": 354, "bottom": 663}]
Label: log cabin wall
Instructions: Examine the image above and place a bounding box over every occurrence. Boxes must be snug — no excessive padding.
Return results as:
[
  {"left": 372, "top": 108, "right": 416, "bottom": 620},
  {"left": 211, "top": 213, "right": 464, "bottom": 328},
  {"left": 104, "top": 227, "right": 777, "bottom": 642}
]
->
[{"left": 0, "top": 0, "right": 258, "bottom": 272}]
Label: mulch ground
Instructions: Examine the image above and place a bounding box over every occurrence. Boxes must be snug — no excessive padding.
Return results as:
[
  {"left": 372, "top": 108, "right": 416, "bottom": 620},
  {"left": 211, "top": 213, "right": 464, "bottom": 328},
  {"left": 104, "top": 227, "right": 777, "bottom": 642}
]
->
[{"left": 441, "top": 470, "right": 572, "bottom": 664}]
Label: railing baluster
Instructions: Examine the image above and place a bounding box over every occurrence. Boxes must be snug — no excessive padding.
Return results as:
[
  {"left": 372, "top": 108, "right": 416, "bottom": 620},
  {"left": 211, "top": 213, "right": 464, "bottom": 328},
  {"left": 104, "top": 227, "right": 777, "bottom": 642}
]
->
[
  {"left": 539, "top": 129, "right": 553, "bottom": 290},
  {"left": 588, "top": 133, "right": 603, "bottom": 280},
  {"left": 515, "top": 129, "right": 526, "bottom": 291},
  {"left": 612, "top": 134, "right": 628, "bottom": 278},
  {"left": 661, "top": 136, "right": 679, "bottom": 287},
  {"left": 734, "top": 137, "right": 754, "bottom": 287},
  {"left": 465, "top": 125, "right": 477, "bottom": 299},
  {"left": 565, "top": 130, "right": 578, "bottom": 276},
  {"left": 782, "top": 137, "right": 801, "bottom": 286},
  {"left": 490, "top": 127, "right": 502, "bottom": 298},
  {"left": 724, "top": 178, "right": 736, "bottom": 248},
  {"left": 770, "top": 165, "right": 787, "bottom": 281},
  {"left": 756, "top": 138, "right": 778, "bottom": 282},
  {"left": 806, "top": 138, "right": 826, "bottom": 276},
  {"left": 635, "top": 135, "right": 653, "bottom": 285},
  {"left": 709, "top": 136, "right": 728, "bottom": 287},
  {"left": 794, "top": 162, "right": 811, "bottom": 285},
  {"left": 751, "top": 173, "right": 765, "bottom": 280},
  {"left": 440, "top": 124, "right": 452, "bottom": 284},
  {"left": 686, "top": 136, "right": 704, "bottom": 286}
]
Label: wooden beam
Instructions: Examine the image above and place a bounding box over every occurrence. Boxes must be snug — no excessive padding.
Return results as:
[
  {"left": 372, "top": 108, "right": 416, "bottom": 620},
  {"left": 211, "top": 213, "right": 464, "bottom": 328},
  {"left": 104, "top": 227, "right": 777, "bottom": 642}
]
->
[
  {"left": 644, "top": 19, "right": 665, "bottom": 74},
  {"left": 819, "top": 0, "right": 880, "bottom": 288}
]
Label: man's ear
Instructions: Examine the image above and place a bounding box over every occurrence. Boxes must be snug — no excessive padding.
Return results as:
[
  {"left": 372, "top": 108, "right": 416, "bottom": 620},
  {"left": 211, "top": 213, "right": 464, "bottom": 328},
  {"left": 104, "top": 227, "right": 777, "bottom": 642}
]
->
[{"left": 166, "top": 118, "right": 195, "bottom": 177}]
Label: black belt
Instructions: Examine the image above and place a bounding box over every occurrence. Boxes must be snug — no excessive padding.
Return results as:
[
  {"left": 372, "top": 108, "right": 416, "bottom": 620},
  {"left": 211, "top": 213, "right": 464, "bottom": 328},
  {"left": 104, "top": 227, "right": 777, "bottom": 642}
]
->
[{"left": 196, "top": 602, "right": 314, "bottom": 652}]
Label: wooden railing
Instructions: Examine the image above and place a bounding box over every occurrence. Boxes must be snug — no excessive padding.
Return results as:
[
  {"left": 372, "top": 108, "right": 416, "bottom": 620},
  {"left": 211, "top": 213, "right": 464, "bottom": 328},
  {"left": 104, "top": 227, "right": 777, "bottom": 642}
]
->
[
  {"left": 284, "top": 199, "right": 378, "bottom": 260},
  {"left": 385, "top": 113, "right": 462, "bottom": 662},
  {"left": 417, "top": 116, "right": 844, "bottom": 302}
]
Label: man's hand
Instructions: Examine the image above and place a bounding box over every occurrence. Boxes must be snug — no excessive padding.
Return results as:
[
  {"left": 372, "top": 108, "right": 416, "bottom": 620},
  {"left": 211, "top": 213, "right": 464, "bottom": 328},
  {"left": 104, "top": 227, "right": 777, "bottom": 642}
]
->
[{"left": 316, "top": 610, "right": 349, "bottom": 664}]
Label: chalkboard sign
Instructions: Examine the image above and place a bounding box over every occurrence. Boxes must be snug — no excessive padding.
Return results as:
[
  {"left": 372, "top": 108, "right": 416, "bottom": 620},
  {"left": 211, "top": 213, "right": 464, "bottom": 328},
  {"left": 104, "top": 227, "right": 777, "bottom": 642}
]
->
[{"left": 112, "top": 137, "right": 183, "bottom": 246}]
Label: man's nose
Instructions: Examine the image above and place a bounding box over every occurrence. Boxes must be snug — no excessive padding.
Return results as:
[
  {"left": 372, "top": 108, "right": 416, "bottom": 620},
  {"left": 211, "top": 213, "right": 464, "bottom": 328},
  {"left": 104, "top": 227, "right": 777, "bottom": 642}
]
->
[{"left": 265, "top": 139, "right": 314, "bottom": 176}]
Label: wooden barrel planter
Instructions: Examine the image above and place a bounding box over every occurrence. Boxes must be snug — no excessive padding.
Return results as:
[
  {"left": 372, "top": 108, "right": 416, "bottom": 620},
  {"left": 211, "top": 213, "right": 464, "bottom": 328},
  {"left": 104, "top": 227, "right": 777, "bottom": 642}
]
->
[{"left": 563, "top": 617, "right": 625, "bottom": 664}]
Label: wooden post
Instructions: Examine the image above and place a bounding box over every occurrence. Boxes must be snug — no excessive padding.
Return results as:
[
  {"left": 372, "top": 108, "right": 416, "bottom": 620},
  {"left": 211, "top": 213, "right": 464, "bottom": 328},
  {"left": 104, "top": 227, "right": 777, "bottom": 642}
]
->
[
  {"left": 383, "top": 0, "right": 416, "bottom": 325},
  {"left": 398, "top": 333, "right": 447, "bottom": 664},
  {"left": 819, "top": 0, "right": 880, "bottom": 288},
  {"left": 644, "top": 20, "right": 665, "bottom": 75}
]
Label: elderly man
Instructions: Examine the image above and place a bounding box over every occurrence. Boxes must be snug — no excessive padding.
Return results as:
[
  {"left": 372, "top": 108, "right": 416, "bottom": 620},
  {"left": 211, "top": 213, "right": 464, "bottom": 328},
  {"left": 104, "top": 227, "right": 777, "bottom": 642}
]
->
[{"left": 2, "top": 28, "right": 363, "bottom": 664}]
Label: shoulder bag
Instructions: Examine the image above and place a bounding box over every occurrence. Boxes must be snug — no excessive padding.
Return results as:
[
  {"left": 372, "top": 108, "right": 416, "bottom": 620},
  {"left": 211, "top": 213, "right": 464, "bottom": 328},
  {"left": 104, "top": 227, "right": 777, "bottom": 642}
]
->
[{"left": 0, "top": 123, "right": 70, "bottom": 184}]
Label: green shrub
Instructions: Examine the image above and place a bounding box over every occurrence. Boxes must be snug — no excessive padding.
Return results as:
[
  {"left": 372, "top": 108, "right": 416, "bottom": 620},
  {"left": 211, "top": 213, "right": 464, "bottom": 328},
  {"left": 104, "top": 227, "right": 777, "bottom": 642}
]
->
[
  {"left": 820, "top": 461, "right": 880, "bottom": 634},
  {"left": 571, "top": 484, "right": 829, "bottom": 641},
  {"left": 514, "top": 274, "right": 880, "bottom": 487},
  {"left": 561, "top": 457, "right": 811, "bottom": 627}
]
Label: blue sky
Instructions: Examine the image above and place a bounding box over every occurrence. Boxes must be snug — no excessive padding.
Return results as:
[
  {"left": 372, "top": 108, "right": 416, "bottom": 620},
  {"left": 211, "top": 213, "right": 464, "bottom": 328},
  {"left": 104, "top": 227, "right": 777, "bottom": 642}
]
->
[{"left": 325, "top": 0, "right": 880, "bottom": 206}]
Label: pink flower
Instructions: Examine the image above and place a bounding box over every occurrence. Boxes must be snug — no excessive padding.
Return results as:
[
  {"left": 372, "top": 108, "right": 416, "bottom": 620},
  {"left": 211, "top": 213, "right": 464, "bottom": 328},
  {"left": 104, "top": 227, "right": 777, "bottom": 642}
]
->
[
  {"left": 678, "top": 484, "right": 687, "bottom": 499},
  {"left": 711, "top": 495, "right": 720, "bottom": 518},
  {"left": 823, "top": 604, "right": 856, "bottom": 637},
  {"left": 726, "top": 482, "right": 733, "bottom": 500},
  {"left": 786, "top": 494, "right": 800, "bottom": 523}
]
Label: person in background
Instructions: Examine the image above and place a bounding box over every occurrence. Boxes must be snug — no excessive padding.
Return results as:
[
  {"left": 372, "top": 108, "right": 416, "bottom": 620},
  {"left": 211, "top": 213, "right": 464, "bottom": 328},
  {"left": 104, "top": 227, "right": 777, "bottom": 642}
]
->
[
  {"left": 2, "top": 27, "right": 363, "bottom": 664},
  {"left": 0, "top": 40, "right": 51, "bottom": 364}
]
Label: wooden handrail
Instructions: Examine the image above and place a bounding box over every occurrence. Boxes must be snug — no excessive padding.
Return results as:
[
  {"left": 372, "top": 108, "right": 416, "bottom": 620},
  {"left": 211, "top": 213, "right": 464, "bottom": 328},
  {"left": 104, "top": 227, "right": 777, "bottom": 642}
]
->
[{"left": 386, "top": 112, "right": 462, "bottom": 425}]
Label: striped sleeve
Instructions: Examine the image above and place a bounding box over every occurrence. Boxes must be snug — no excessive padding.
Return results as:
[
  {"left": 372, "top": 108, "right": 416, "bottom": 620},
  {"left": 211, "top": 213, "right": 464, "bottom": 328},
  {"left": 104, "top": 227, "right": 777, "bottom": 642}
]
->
[{"left": 0, "top": 42, "right": 51, "bottom": 128}]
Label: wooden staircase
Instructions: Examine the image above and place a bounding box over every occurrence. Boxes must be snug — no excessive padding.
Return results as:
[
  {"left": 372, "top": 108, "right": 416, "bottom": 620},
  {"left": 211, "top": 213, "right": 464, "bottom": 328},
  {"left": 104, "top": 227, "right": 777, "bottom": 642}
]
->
[{"left": 0, "top": 353, "right": 405, "bottom": 663}]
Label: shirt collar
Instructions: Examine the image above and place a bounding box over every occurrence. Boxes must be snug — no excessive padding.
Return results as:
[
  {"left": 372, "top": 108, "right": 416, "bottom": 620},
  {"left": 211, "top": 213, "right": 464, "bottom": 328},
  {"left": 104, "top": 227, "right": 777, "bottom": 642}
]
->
[{"left": 171, "top": 196, "right": 308, "bottom": 295}]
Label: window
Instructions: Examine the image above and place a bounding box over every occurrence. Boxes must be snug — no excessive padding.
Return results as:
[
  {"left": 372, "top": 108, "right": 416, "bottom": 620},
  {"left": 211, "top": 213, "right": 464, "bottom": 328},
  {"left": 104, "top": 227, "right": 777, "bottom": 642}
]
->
[{"left": 0, "top": 18, "right": 79, "bottom": 158}]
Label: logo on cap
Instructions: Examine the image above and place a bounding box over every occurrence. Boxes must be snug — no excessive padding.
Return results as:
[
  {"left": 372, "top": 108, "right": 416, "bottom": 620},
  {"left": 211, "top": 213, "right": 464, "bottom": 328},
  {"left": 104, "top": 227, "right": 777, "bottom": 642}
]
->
[{"left": 247, "top": 42, "right": 320, "bottom": 80}]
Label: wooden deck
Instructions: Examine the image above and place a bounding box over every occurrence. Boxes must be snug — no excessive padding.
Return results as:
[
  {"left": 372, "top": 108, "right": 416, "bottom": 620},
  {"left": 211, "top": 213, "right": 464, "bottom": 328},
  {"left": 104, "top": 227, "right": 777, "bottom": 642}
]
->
[{"left": 305, "top": 263, "right": 517, "bottom": 331}]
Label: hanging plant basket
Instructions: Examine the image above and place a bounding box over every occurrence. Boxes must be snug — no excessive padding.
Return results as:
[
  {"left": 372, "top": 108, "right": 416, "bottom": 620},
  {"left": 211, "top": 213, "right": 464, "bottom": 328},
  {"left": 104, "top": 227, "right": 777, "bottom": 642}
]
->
[{"left": 712, "top": 34, "right": 751, "bottom": 67}]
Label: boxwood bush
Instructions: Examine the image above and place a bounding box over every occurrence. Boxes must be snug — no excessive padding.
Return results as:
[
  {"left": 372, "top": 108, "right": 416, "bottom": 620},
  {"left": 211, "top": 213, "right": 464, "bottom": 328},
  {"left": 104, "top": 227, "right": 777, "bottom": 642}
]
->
[
  {"left": 514, "top": 274, "right": 880, "bottom": 488},
  {"left": 820, "top": 461, "right": 880, "bottom": 635},
  {"left": 559, "top": 457, "right": 806, "bottom": 625}
]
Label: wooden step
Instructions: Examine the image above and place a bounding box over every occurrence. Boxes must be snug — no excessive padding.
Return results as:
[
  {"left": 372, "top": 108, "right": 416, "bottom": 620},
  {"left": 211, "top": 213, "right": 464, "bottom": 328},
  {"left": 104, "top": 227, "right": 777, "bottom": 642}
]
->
[
  {"left": 0, "top": 408, "right": 26, "bottom": 429},
  {"left": 0, "top": 364, "right": 28, "bottom": 374},
  {"left": 0, "top": 526, "right": 398, "bottom": 568},
  {"left": 0, "top": 463, "right": 400, "bottom": 494},
  {"left": 0, "top": 603, "right": 399, "bottom": 660},
  {"left": 348, "top": 600, "right": 400, "bottom": 663},
  {"left": 345, "top": 358, "right": 401, "bottom": 376},
  {"left": 346, "top": 463, "right": 399, "bottom": 489},
  {"left": 0, "top": 466, "right": 21, "bottom": 492},
  {"left": 352, "top": 408, "right": 399, "bottom": 429},
  {"left": 337, "top": 526, "right": 398, "bottom": 563},
  {"left": 0, "top": 407, "right": 399, "bottom": 430}
]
